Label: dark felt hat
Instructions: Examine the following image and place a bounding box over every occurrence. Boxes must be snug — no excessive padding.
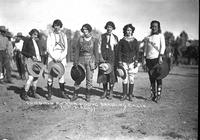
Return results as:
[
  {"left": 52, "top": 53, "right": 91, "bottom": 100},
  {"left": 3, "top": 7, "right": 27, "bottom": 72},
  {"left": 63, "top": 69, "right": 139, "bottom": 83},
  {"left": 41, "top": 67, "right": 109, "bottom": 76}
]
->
[
  {"left": 71, "top": 64, "right": 85, "bottom": 85},
  {"left": 150, "top": 58, "right": 170, "bottom": 80}
]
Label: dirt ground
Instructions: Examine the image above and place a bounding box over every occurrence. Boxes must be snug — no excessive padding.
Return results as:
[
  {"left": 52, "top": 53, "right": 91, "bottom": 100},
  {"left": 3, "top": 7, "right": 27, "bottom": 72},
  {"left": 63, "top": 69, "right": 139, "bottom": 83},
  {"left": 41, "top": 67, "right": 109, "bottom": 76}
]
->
[{"left": 0, "top": 63, "right": 198, "bottom": 140}]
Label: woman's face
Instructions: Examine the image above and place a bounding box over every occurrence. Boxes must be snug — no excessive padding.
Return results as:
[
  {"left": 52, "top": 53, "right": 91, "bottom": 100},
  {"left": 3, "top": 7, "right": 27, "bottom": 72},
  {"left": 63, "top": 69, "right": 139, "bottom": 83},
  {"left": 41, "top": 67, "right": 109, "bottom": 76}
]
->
[
  {"left": 54, "top": 25, "right": 61, "bottom": 33},
  {"left": 151, "top": 22, "right": 159, "bottom": 34},
  {"left": 106, "top": 25, "right": 113, "bottom": 34},
  {"left": 126, "top": 27, "right": 132, "bottom": 37},
  {"left": 82, "top": 27, "right": 90, "bottom": 36},
  {"left": 32, "top": 32, "right": 38, "bottom": 40}
]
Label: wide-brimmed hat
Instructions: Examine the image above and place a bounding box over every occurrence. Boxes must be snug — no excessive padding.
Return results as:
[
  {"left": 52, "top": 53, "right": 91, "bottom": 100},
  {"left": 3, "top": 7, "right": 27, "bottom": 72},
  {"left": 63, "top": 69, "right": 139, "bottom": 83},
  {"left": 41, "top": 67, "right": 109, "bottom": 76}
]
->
[
  {"left": 150, "top": 59, "right": 170, "bottom": 80},
  {"left": 99, "top": 63, "right": 112, "bottom": 74},
  {"left": 0, "top": 26, "right": 6, "bottom": 32},
  {"left": 71, "top": 64, "right": 85, "bottom": 85},
  {"left": 16, "top": 32, "right": 23, "bottom": 37},
  {"left": 48, "top": 61, "right": 65, "bottom": 78},
  {"left": 116, "top": 65, "right": 126, "bottom": 80},
  {"left": 27, "top": 58, "right": 44, "bottom": 77}
]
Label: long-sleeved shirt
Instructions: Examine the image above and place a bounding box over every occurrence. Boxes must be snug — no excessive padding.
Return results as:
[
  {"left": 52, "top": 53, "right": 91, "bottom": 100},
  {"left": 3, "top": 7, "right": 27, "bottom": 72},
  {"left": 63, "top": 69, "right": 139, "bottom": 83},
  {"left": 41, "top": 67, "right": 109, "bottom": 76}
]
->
[
  {"left": 0, "top": 34, "right": 9, "bottom": 51},
  {"left": 47, "top": 31, "right": 68, "bottom": 61},
  {"left": 144, "top": 33, "right": 166, "bottom": 59}
]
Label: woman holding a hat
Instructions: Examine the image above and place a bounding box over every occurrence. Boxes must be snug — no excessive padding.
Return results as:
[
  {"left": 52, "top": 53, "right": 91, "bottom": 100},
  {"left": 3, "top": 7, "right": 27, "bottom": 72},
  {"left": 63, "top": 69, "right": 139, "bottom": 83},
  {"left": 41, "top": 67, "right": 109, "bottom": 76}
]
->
[
  {"left": 143, "top": 20, "right": 166, "bottom": 102},
  {"left": 118, "top": 24, "right": 139, "bottom": 101},
  {"left": 20, "top": 29, "right": 43, "bottom": 101},
  {"left": 97, "top": 21, "right": 118, "bottom": 100},
  {"left": 46, "top": 19, "right": 68, "bottom": 100},
  {"left": 71, "top": 23, "right": 99, "bottom": 102}
]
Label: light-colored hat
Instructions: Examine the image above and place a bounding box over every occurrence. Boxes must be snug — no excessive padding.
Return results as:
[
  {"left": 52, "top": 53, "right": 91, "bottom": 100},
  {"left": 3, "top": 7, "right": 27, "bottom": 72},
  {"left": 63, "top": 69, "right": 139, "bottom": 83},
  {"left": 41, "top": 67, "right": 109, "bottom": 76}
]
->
[
  {"left": 99, "top": 63, "right": 112, "bottom": 74},
  {"left": 48, "top": 61, "right": 65, "bottom": 78},
  {"left": 116, "top": 65, "right": 126, "bottom": 80},
  {"left": 27, "top": 58, "right": 44, "bottom": 77},
  {"left": 0, "top": 26, "right": 6, "bottom": 32}
]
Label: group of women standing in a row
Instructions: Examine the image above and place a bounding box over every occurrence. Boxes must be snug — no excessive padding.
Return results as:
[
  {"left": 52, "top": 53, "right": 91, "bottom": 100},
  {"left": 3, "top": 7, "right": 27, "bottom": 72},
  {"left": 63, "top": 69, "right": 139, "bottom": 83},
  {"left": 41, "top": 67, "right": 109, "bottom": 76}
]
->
[{"left": 20, "top": 19, "right": 166, "bottom": 103}]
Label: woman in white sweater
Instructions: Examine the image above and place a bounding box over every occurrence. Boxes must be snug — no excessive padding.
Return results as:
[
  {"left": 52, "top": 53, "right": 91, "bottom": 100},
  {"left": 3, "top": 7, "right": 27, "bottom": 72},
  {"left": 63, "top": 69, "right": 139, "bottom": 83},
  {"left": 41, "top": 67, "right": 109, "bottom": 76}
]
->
[{"left": 143, "top": 20, "right": 166, "bottom": 102}]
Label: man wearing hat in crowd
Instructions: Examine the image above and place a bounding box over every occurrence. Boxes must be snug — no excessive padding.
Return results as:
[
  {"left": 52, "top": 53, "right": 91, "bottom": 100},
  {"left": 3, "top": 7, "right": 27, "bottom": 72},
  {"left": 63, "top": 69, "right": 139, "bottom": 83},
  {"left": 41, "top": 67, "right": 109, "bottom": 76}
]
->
[
  {"left": 46, "top": 19, "right": 69, "bottom": 100},
  {"left": 0, "top": 26, "right": 13, "bottom": 84},
  {"left": 118, "top": 24, "right": 139, "bottom": 101},
  {"left": 143, "top": 20, "right": 166, "bottom": 102},
  {"left": 70, "top": 23, "right": 99, "bottom": 102},
  {"left": 13, "top": 32, "right": 26, "bottom": 80},
  {"left": 20, "top": 29, "right": 45, "bottom": 101},
  {"left": 97, "top": 21, "right": 118, "bottom": 100}
]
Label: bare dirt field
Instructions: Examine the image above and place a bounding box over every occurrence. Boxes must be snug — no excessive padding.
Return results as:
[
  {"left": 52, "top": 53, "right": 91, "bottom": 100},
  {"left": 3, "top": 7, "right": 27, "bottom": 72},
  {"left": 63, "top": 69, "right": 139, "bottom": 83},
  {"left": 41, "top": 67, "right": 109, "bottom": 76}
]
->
[{"left": 0, "top": 63, "right": 198, "bottom": 140}]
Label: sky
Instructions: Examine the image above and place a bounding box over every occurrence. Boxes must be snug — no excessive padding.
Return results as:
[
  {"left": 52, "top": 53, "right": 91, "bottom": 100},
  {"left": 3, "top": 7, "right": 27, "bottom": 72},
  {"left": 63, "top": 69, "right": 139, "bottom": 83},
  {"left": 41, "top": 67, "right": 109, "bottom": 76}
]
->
[{"left": 0, "top": 0, "right": 199, "bottom": 40}]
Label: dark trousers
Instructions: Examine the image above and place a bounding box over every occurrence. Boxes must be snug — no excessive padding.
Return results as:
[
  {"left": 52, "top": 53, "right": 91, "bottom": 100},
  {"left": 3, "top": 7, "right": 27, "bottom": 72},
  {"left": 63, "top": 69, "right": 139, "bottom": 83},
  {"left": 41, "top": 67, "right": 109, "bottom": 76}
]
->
[
  {"left": 146, "top": 58, "right": 162, "bottom": 90},
  {"left": 0, "top": 50, "right": 12, "bottom": 80},
  {"left": 15, "top": 51, "right": 26, "bottom": 78}
]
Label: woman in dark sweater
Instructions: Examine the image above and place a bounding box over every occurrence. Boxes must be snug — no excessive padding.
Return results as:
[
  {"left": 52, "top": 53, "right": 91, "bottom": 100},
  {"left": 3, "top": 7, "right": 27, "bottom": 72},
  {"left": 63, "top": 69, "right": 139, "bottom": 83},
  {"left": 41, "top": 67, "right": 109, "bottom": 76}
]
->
[{"left": 118, "top": 24, "right": 139, "bottom": 101}]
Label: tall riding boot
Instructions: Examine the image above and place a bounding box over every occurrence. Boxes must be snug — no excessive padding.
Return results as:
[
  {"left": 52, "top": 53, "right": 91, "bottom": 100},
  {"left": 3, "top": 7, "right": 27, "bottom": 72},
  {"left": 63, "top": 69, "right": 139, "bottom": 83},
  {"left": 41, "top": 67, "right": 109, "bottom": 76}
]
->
[
  {"left": 86, "top": 89, "right": 91, "bottom": 102},
  {"left": 120, "top": 84, "right": 128, "bottom": 101},
  {"left": 70, "top": 88, "right": 78, "bottom": 102},
  {"left": 128, "top": 84, "right": 134, "bottom": 101},
  {"left": 107, "top": 84, "right": 114, "bottom": 100},
  {"left": 155, "top": 85, "right": 162, "bottom": 102},
  {"left": 20, "top": 90, "right": 30, "bottom": 101},
  {"left": 32, "top": 86, "right": 40, "bottom": 99},
  {"left": 47, "top": 83, "right": 52, "bottom": 100},
  {"left": 148, "top": 83, "right": 156, "bottom": 101},
  {"left": 59, "top": 83, "right": 69, "bottom": 99},
  {"left": 100, "top": 83, "right": 107, "bottom": 99}
]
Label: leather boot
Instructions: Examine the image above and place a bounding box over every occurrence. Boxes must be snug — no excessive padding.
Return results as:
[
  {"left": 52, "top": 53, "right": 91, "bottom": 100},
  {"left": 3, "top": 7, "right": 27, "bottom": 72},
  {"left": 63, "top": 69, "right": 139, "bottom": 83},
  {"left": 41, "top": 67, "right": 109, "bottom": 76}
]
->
[
  {"left": 70, "top": 89, "right": 78, "bottom": 102},
  {"left": 59, "top": 83, "right": 69, "bottom": 99},
  {"left": 20, "top": 90, "right": 30, "bottom": 101},
  {"left": 128, "top": 84, "right": 134, "bottom": 101},
  {"left": 100, "top": 83, "right": 107, "bottom": 99},
  {"left": 85, "top": 89, "right": 90, "bottom": 102},
  {"left": 148, "top": 84, "right": 156, "bottom": 101},
  {"left": 32, "top": 86, "right": 40, "bottom": 99},
  {"left": 120, "top": 84, "right": 127, "bottom": 101},
  {"left": 107, "top": 84, "right": 113, "bottom": 100},
  {"left": 154, "top": 85, "right": 162, "bottom": 102},
  {"left": 47, "top": 83, "right": 52, "bottom": 100}
]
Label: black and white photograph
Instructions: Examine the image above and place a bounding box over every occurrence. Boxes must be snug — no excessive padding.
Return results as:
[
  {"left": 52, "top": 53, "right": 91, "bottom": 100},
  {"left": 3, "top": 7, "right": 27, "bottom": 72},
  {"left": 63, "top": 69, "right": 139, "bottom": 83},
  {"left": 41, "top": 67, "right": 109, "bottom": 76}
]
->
[{"left": 0, "top": 0, "right": 198, "bottom": 139}]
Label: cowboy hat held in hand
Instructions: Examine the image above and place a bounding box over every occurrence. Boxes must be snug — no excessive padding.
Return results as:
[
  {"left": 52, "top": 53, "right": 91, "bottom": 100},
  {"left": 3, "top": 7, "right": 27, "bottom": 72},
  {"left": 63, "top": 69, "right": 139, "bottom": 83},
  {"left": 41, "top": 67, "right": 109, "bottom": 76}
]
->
[
  {"left": 99, "top": 63, "right": 112, "bottom": 74},
  {"left": 27, "top": 58, "right": 44, "bottom": 77},
  {"left": 48, "top": 61, "right": 65, "bottom": 78},
  {"left": 71, "top": 63, "right": 85, "bottom": 85},
  {"left": 116, "top": 65, "right": 126, "bottom": 80}
]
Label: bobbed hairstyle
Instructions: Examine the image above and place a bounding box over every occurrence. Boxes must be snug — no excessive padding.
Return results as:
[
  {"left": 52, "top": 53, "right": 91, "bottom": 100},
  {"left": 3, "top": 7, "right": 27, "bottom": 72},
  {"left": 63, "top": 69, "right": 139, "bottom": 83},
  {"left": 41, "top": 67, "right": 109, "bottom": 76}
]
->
[
  {"left": 52, "top": 19, "right": 63, "bottom": 28},
  {"left": 104, "top": 21, "right": 116, "bottom": 30},
  {"left": 29, "top": 29, "right": 39, "bottom": 37},
  {"left": 123, "top": 24, "right": 135, "bottom": 36},
  {"left": 81, "top": 24, "right": 92, "bottom": 33},
  {"left": 150, "top": 20, "right": 161, "bottom": 34}
]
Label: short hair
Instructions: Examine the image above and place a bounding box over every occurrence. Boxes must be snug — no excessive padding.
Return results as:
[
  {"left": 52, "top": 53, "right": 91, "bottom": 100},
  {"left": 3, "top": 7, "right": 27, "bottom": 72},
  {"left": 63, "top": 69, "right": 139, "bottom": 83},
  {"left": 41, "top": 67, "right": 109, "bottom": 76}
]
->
[
  {"left": 150, "top": 20, "right": 161, "bottom": 34},
  {"left": 104, "top": 21, "right": 116, "bottom": 30},
  {"left": 123, "top": 24, "right": 135, "bottom": 36},
  {"left": 52, "top": 19, "right": 63, "bottom": 28},
  {"left": 29, "top": 29, "right": 39, "bottom": 37},
  {"left": 81, "top": 24, "right": 92, "bottom": 33}
]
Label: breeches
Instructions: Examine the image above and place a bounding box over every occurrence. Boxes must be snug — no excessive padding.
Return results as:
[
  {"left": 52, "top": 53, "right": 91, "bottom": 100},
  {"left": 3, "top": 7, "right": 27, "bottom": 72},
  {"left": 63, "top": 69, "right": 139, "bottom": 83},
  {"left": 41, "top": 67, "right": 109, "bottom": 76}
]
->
[
  {"left": 25, "top": 75, "right": 39, "bottom": 92},
  {"left": 122, "top": 62, "right": 138, "bottom": 84}
]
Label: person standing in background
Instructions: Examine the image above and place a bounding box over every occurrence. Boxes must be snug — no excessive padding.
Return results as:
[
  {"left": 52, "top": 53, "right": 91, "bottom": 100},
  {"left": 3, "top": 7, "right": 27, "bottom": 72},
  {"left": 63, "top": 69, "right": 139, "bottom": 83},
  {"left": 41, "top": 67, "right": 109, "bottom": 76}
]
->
[{"left": 13, "top": 32, "right": 26, "bottom": 80}]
